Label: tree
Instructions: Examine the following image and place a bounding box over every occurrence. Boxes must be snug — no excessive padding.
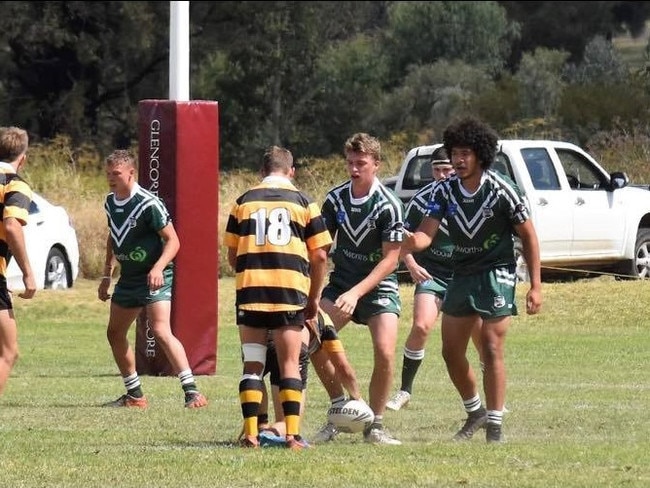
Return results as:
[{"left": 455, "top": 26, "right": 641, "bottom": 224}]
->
[
  {"left": 381, "top": 1, "right": 517, "bottom": 85},
  {"left": 499, "top": 1, "right": 650, "bottom": 68},
  {"left": 0, "top": 2, "right": 169, "bottom": 150},
  {"left": 514, "top": 47, "right": 569, "bottom": 119},
  {"left": 369, "top": 60, "right": 494, "bottom": 140},
  {"left": 192, "top": 1, "right": 389, "bottom": 167}
]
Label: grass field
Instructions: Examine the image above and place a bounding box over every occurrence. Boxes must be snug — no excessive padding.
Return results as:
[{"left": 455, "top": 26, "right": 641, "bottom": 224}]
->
[{"left": 1, "top": 277, "right": 649, "bottom": 487}]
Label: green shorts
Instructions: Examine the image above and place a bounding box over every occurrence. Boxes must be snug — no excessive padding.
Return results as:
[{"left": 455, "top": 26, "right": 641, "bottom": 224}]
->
[
  {"left": 111, "top": 269, "right": 173, "bottom": 308},
  {"left": 441, "top": 265, "right": 518, "bottom": 319},
  {"left": 322, "top": 284, "right": 401, "bottom": 325},
  {"left": 414, "top": 274, "right": 448, "bottom": 299}
]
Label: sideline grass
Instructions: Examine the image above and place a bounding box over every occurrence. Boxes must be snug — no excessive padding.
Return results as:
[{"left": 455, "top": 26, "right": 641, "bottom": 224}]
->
[{"left": 1, "top": 277, "right": 649, "bottom": 487}]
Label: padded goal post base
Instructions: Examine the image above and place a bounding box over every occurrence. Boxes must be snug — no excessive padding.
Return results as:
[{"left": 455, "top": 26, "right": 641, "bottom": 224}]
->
[{"left": 134, "top": 100, "right": 219, "bottom": 376}]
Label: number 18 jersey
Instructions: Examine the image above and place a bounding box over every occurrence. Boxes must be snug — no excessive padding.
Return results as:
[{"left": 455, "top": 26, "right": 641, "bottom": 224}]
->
[{"left": 224, "top": 176, "right": 332, "bottom": 312}]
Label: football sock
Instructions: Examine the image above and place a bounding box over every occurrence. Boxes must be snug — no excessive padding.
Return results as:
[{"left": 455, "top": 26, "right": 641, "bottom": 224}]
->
[
  {"left": 369, "top": 415, "right": 383, "bottom": 430},
  {"left": 279, "top": 378, "right": 303, "bottom": 437},
  {"left": 178, "top": 369, "right": 200, "bottom": 400},
  {"left": 123, "top": 372, "right": 144, "bottom": 398},
  {"left": 257, "top": 413, "right": 269, "bottom": 428},
  {"left": 462, "top": 394, "right": 482, "bottom": 413},
  {"left": 330, "top": 395, "right": 346, "bottom": 405},
  {"left": 400, "top": 347, "right": 425, "bottom": 393},
  {"left": 239, "top": 374, "right": 264, "bottom": 437},
  {"left": 487, "top": 410, "right": 503, "bottom": 425}
]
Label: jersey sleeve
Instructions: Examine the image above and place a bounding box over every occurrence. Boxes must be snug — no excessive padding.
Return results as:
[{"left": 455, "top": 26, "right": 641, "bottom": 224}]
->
[{"left": 3, "top": 179, "right": 32, "bottom": 225}]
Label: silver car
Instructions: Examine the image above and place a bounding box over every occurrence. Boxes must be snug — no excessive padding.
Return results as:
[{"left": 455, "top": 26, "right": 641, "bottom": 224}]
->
[{"left": 6, "top": 192, "right": 80, "bottom": 290}]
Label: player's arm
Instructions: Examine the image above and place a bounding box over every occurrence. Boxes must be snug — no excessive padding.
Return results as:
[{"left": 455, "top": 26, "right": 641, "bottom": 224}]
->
[
  {"left": 148, "top": 223, "right": 180, "bottom": 290},
  {"left": 403, "top": 216, "right": 439, "bottom": 253},
  {"left": 306, "top": 245, "right": 329, "bottom": 321},
  {"left": 326, "top": 347, "right": 362, "bottom": 401},
  {"left": 350, "top": 240, "right": 400, "bottom": 299},
  {"left": 98, "top": 233, "right": 115, "bottom": 301},
  {"left": 401, "top": 249, "right": 432, "bottom": 284},
  {"left": 514, "top": 219, "right": 542, "bottom": 315},
  {"left": 4, "top": 216, "right": 36, "bottom": 298},
  {"left": 227, "top": 246, "right": 237, "bottom": 270}
]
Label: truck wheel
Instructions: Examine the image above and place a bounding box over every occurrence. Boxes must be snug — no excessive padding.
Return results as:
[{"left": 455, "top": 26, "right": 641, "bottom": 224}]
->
[
  {"left": 616, "top": 228, "right": 650, "bottom": 279},
  {"left": 632, "top": 228, "right": 650, "bottom": 278}
]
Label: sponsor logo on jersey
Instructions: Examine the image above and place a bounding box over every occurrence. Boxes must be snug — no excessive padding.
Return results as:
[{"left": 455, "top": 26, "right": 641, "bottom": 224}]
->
[
  {"left": 483, "top": 233, "right": 499, "bottom": 250},
  {"left": 493, "top": 295, "right": 506, "bottom": 308},
  {"left": 455, "top": 245, "right": 484, "bottom": 255},
  {"left": 368, "top": 250, "right": 382, "bottom": 263},
  {"left": 342, "top": 248, "right": 371, "bottom": 261},
  {"left": 129, "top": 246, "right": 147, "bottom": 262}
]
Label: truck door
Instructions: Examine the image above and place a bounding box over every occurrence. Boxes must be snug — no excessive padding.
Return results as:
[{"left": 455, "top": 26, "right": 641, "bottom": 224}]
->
[
  {"left": 555, "top": 148, "right": 626, "bottom": 257},
  {"left": 518, "top": 148, "right": 573, "bottom": 259}
]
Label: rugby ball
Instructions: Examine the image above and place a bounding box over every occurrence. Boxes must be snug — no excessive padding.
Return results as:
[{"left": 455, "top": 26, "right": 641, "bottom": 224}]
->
[{"left": 327, "top": 399, "right": 374, "bottom": 433}]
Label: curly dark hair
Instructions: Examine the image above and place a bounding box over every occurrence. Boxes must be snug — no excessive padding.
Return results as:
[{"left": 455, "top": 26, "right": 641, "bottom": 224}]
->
[{"left": 442, "top": 116, "right": 499, "bottom": 169}]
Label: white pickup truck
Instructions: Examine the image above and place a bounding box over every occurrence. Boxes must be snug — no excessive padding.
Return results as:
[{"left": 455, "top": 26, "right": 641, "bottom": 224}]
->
[{"left": 383, "top": 140, "right": 650, "bottom": 281}]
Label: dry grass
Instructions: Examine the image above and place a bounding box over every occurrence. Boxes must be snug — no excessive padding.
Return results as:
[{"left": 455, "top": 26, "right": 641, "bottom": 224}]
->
[{"left": 19, "top": 129, "right": 650, "bottom": 281}]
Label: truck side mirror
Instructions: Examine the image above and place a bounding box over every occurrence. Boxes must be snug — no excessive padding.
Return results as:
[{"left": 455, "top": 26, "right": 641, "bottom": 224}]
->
[{"left": 610, "top": 171, "right": 629, "bottom": 190}]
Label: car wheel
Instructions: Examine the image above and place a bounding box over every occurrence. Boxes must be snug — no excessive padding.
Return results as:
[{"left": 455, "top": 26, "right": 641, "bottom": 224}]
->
[{"left": 44, "top": 248, "right": 71, "bottom": 289}]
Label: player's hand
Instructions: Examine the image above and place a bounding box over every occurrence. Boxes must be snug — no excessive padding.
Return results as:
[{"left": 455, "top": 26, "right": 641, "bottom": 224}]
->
[
  {"left": 334, "top": 290, "right": 358, "bottom": 317},
  {"left": 98, "top": 277, "right": 111, "bottom": 301},
  {"left": 525, "top": 287, "right": 542, "bottom": 315},
  {"left": 147, "top": 268, "right": 164, "bottom": 291},
  {"left": 18, "top": 274, "right": 36, "bottom": 299},
  {"left": 407, "top": 263, "right": 432, "bottom": 284}
]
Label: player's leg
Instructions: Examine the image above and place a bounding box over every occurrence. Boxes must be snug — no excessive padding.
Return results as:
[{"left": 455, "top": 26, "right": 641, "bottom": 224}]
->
[
  {"left": 364, "top": 311, "right": 401, "bottom": 445},
  {"left": 0, "top": 304, "right": 18, "bottom": 397},
  {"left": 146, "top": 299, "right": 207, "bottom": 408},
  {"left": 388, "top": 289, "right": 441, "bottom": 410},
  {"left": 441, "top": 313, "right": 487, "bottom": 440},
  {"left": 103, "top": 301, "right": 147, "bottom": 407},
  {"left": 237, "top": 319, "right": 268, "bottom": 448},
  {"left": 477, "top": 266, "right": 516, "bottom": 443},
  {"left": 274, "top": 323, "right": 307, "bottom": 449}
]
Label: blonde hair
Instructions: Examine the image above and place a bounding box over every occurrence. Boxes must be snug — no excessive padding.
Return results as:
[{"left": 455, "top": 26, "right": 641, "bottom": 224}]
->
[
  {"left": 0, "top": 126, "right": 29, "bottom": 162},
  {"left": 261, "top": 145, "right": 293, "bottom": 175},
  {"left": 105, "top": 149, "right": 137, "bottom": 168},
  {"left": 344, "top": 133, "right": 381, "bottom": 162}
]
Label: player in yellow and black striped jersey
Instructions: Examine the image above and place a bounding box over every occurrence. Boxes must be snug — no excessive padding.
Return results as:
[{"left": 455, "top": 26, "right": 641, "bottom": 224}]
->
[
  {"left": 239, "top": 309, "right": 365, "bottom": 447},
  {"left": 0, "top": 126, "right": 36, "bottom": 398},
  {"left": 224, "top": 145, "right": 332, "bottom": 449}
]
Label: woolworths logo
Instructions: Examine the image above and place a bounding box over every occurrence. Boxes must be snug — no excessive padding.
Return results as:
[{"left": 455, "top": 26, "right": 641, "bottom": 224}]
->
[
  {"left": 483, "top": 233, "right": 499, "bottom": 250},
  {"left": 129, "top": 247, "right": 148, "bottom": 262}
]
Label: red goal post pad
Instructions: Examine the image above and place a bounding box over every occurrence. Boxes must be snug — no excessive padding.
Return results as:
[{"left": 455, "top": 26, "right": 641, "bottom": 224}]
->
[{"left": 135, "top": 100, "right": 219, "bottom": 376}]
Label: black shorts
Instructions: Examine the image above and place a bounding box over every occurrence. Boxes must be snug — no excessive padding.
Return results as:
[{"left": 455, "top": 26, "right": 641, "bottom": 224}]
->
[
  {"left": 0, "top": 278, "right": 12, "bottom": 310},
  {"left": 264, "top": 341, "right": 310, "bottom": 388},
  {"left": 236, "top": 308, "right": 306, "bottom": 329}
]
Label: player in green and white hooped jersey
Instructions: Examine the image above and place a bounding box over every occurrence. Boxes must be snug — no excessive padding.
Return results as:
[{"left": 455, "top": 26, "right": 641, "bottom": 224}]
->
[
  {"left": 404, "top": 117, "right": 542, "bottom": 443},
  {"left": 314, "top": 133, "right": 404, "bottom": 446},
  {"left": 97, "top": 150, "right": 207, "bottom": 410},
  {"left": 387, "top": 147, "right": 483, "bottom": 412}
]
